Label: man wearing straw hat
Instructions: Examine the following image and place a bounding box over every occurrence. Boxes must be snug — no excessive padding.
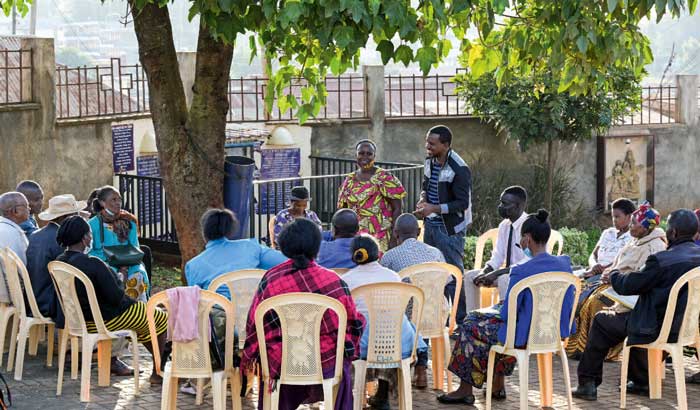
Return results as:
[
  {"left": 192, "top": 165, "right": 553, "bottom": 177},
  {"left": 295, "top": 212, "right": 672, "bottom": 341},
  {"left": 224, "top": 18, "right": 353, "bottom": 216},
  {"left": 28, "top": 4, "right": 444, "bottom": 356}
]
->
[{"left": 26, "top": 194, "right": 135, "bottom": 376}]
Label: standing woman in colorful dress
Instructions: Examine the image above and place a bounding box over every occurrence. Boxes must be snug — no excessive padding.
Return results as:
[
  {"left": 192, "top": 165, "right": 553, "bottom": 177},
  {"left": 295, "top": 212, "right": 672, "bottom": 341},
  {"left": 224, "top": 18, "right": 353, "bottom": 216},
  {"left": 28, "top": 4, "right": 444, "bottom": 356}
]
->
[
  {"left": 89, "top": 186, "right": 150, "bottom": 302},
  {"left": 337, "top": 140, "right": 406, "bottom": 251}
]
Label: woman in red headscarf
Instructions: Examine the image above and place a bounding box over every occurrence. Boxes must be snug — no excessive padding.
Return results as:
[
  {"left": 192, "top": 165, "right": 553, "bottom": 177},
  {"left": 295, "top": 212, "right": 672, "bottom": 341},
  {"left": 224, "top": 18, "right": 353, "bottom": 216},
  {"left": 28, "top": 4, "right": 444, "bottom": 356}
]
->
[{"left": 566, "top": 203, "right": 667, "bottom": 359}]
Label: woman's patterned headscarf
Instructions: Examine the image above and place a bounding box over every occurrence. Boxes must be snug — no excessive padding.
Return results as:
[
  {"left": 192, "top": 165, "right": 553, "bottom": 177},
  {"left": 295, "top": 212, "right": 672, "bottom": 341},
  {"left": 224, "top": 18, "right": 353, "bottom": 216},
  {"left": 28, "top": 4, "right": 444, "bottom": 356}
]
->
[{"left": 633, "top": 202, "right": 660, "bottom": 230}]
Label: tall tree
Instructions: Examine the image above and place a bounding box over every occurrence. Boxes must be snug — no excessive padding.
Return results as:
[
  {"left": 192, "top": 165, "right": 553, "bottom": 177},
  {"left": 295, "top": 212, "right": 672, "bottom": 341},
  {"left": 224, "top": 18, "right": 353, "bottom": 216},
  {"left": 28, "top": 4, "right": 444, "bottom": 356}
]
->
[{"left": 3, "top": 0, "right": 695, "bottom": 280}]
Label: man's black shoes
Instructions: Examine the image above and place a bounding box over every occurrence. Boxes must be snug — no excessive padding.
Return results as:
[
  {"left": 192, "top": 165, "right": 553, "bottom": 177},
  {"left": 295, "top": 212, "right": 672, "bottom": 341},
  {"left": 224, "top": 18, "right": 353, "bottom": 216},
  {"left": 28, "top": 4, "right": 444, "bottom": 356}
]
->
[{"left": 572, "top": 381, "right": 597, "bottom": 401}]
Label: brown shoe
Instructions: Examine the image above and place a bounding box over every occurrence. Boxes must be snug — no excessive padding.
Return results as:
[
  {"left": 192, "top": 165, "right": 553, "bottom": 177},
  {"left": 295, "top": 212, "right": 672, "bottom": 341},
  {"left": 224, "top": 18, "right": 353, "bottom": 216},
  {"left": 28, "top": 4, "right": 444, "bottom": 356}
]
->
[{"left": 414, "top": 365, "right": 428, "bottom": 389}]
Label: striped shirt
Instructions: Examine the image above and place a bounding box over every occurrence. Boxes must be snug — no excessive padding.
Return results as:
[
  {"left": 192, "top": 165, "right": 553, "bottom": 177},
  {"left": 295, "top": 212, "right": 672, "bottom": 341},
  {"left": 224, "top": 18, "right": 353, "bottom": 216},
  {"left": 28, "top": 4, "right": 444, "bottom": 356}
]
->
[{"left": 427, "top": 161, "right": 441, "bottom": 205}]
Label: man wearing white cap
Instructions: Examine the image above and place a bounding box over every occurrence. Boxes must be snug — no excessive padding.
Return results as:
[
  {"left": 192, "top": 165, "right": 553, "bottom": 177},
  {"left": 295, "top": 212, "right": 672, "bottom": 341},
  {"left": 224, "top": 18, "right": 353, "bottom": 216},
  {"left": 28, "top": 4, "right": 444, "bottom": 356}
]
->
[
  {"left": 27, "top": 194, "right": 87, "bottom": 327},
  {"left": 26, "top": 194, "right": 135, "bottom": 376}
]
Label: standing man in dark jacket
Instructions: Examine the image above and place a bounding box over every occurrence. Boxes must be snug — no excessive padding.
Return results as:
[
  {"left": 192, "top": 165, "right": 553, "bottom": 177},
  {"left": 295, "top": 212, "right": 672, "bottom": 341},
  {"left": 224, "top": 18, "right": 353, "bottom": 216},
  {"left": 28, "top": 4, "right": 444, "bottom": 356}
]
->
[
  {"left": 415, "top": 125, "right": 472, "bottom": 323},
  {"left": 573, "top": 209, "right": 700, "bottom": 401}
]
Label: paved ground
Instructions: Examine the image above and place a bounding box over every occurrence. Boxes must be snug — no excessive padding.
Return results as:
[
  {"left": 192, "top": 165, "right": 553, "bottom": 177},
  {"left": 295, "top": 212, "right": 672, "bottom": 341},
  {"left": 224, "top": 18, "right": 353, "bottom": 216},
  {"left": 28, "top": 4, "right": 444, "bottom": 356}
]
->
[{"left": 5, "top": 343, "right": 700, "bottom": 409}]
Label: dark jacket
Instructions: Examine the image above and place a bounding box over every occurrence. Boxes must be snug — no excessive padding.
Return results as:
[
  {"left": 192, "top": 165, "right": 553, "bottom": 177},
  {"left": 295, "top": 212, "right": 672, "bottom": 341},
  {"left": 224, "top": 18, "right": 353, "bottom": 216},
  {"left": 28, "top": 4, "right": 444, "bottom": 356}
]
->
[
  {"left": 421, "top": 150, "right": 472, "bottom": 235},
  {"left": 56, "top": 251, "right": 135, "bottom": 322},
  {"left": 26, "top": 223, "right": 65, "bottom": 328},
  {"left": 611, "top": 240, "right": 700, "bottom": 345}
]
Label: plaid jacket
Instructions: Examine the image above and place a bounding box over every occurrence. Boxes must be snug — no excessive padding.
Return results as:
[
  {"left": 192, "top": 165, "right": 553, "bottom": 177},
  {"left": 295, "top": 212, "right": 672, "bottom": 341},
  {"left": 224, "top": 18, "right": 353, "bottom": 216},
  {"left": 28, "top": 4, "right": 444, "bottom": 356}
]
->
[{"left": 241, "top": 259, "right": 365, "bottom": 380}]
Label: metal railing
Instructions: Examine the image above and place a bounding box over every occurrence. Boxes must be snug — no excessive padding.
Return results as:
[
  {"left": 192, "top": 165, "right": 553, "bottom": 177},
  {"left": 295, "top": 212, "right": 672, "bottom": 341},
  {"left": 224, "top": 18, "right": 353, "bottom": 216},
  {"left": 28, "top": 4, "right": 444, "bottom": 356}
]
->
[
  {"left": 0, "top": 49, "right": 33, "bottom": 105},
  {"left": 227, "top": 75, "right": 367, "bottom": 122},
  {"left": 117, "top": 174, "right": 177, "bottom": 243},
  {"left": 385, "top": 73, "right": 468, "bottom": 118},
  {"left": 249, "top": 159, "right": 424, "bottom": 241},
  {"left": 116, "top": 157, "right": 424, "bottom": 248},
  {"left": 56, "top": 58, "right": 150, "bottom": 119},
  {"left": 615, "top": 85, "right": 677, "bottom": 125}
]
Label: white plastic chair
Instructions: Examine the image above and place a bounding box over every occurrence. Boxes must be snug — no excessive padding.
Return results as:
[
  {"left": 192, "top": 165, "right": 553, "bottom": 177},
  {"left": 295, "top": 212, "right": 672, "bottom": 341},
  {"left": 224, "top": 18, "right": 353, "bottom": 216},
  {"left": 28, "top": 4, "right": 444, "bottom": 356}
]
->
[
  {"left": 148, "top": 289, "right": 238, "bottom": 410},
  {"left": 474, "top": 229, "right": 500, "bottom": 308},
  {"left": 485, "top": 271, "right": 581, "bottom": 410},
  {"left": 475, "top": 228, "right": 565, "bottom": 308},
  {"left": 620, "top": 267, "right": 700, "bottom": 410},
  {"left": 3, "top": 248, "right": 56, "bottom": 380},
  {"left": 0, "top": 249, "right": 18, "bottom": 369},
  {"left": 398, "top": 262, "right": 461, "bottom": 392},
  {"left": 351, "top": 282, "right": 424, "bottom": 410},
  {"left": 548, "top": 229, "right": 564, "bottom": 256},
  {"left": 47, "top": 260, "right": 140, "bottom": 402},
  {"left": 254, "top": 292, "right": 348, "bottom": 409},
  {"left": 204, "top": 269, "right": 265, "bottom": 404}
]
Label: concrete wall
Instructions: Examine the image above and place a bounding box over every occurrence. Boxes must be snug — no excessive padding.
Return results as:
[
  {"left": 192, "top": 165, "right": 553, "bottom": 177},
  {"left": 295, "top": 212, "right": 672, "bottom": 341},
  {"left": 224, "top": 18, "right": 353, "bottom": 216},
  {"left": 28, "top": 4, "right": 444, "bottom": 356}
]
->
[
  {"left": 308, "top": 116, "right": 599, "bottom": 212},
  {"left": 0, "top": 37, "right": 154, "bottom": 205}
]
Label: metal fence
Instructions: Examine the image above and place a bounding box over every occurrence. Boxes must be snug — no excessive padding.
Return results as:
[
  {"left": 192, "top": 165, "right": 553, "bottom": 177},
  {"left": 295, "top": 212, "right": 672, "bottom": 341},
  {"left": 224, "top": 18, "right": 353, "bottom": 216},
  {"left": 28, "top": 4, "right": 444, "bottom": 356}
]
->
[
  {"left": 615, "top": 85, "right": 677, "bottom": 125},
  {"left": 0, "top": 49, "right": 32, "bottom": 105},
  {"left": 116, "top": 157, "right": 423, "bottom": 249},
  {"left": 227, "top": 75, "right": 367, "bottom": 122},
  {"left": 56, "top": 58, "right": 150, "bottom": 119},
  {"left": 385, "top": 73, "right": 468, "bottom": 118}
]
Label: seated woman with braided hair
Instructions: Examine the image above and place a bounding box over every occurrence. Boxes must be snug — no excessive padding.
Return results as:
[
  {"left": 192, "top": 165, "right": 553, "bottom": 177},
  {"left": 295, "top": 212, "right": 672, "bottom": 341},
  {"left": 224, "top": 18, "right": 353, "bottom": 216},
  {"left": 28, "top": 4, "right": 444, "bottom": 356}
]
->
[
  {"left": 342, "top": 235, "right": 428, "bottom": 410},
  {"left": 438, "top": 209, "right": 575, "bottom": 405},
  {"left": 55, "top": 215, "right": 168, "bottom": 384}
]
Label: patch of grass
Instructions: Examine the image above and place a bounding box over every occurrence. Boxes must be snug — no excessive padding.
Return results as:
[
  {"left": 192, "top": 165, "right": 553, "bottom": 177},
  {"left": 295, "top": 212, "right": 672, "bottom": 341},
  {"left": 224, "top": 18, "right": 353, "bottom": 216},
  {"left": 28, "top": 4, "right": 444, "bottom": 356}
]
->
[{"left": 151, "top": 264, "right": 183, "bottom": 293}]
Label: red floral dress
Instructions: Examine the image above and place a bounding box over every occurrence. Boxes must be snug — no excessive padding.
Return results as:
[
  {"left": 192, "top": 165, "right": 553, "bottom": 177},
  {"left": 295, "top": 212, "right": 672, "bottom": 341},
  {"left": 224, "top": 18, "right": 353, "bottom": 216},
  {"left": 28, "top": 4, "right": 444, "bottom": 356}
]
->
[{"left": 337, "top": 168, "right": 406, "bottom": 251}]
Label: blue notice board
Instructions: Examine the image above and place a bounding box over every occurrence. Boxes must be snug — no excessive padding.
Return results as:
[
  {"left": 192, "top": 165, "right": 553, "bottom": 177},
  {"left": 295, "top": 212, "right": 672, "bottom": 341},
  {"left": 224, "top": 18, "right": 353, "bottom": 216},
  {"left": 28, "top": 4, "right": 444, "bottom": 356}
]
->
[
  {"left": 112, "top": 124, "right": 135, "bottom": 173},
  {"left": 258, "top": 148, "right": 301, "bottom": 214},
  {"left": 136, "top": 154, "right": 162, "bottom": 224}
]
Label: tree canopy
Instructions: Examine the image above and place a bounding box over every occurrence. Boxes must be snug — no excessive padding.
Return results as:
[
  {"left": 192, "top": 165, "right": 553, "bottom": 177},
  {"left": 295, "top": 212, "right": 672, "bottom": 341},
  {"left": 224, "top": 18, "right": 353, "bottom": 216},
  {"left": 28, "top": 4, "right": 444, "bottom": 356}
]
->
[{"left": 3, "top": 0, "right": 696, "bottom": 121}]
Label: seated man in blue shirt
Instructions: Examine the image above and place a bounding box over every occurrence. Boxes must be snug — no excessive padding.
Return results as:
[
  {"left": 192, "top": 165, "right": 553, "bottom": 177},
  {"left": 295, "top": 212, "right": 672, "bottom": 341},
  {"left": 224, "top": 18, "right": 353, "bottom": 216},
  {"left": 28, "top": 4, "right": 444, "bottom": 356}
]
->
[
  {"left": 186, "top": 208, "right": 287, "bottom": 299},
  {"left": 317, "top": 208, "right": 359, "bottom": 269}
]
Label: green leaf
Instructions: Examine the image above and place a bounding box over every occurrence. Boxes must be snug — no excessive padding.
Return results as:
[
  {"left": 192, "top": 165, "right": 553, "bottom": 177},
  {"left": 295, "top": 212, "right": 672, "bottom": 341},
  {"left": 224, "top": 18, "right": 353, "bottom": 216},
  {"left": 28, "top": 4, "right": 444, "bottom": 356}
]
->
[
  {"left": 394, "top": 45, "right": 414, "bottom": 66},
  {"left": 334, "top": 26, "right": 355, "bottom": 48},
  {"left": 576, "top": 36, "right": 588, "bottom": 53},
  {"left": 376, "top": 40, "right": 395, "bottom": 65},
  {"left": 451, "top": 0, "right": 471, "bottom": 14},
  {"left": 280, "top": 1, "right": 303, "bottom": 28},
  {"left": 607, "top": 0, "right": 619, "bottom": 13},
  {"left": 416, "top": 47, "right": 437, "bottom": 74},
  {"left": 301, "top": 86, "right": 314, "bottom": 103},
  {"left": 691, "top": 0, "right": 698, "bottom": 14},
  {"left": 248, "top": 35, "right": 258, "bottom": 65}
]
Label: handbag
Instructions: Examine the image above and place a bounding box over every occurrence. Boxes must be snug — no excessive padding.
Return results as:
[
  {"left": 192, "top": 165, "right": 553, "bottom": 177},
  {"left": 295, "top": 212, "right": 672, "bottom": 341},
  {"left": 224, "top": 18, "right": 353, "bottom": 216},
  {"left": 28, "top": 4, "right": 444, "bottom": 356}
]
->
[{"left": 99, "top": 217, "right": 144, "bottom": 267}]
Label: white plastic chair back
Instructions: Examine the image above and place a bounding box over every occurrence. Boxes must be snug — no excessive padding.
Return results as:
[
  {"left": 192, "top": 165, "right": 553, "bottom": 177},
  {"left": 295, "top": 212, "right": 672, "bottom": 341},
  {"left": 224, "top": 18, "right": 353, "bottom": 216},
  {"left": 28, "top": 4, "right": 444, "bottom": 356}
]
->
[
  {"left": 47, "top": 261, "right": 108, "bottom": 337},
  {"left": 501, "top": 271, "right": 581, "bottom": 353},
  {"left": 147, "top": 289, "right": 235, "bottom": 379},
  {"left": 547, "top": 229, "right": 564, "bottom": 256},
  {"left": 4, "top": 248, "right": 52, "bottom": 322},
  {"left": 255, "top": 292, "right": 347, "bottom": 385},
  {"left": 474, "top": 228, "right": 499, "bottom": 270},
  {"left": 653, "top": 267, "right": 700, "bottom": 346},
  {"left": 207, "top": 269, "right": 265, "bottom": 350},
  {"left": 398, "top": 262, "right": 461, "bottom": 336},
  {"left": 1, "top": 248, "right": 26, "bottom": 319},
  {"left": 351, "top": 282, "right": 424, "bottom": 367}
]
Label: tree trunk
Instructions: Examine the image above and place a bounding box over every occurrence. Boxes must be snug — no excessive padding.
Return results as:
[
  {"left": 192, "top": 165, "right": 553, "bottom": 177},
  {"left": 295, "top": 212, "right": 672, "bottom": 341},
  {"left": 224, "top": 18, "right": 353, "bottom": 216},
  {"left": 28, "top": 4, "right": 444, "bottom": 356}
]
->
[
  {"left": 130, "top": 1, "right": 233, "bottom": 283},
  {"left": 545, "top": 139, "right": 554, "bottom": 211}
]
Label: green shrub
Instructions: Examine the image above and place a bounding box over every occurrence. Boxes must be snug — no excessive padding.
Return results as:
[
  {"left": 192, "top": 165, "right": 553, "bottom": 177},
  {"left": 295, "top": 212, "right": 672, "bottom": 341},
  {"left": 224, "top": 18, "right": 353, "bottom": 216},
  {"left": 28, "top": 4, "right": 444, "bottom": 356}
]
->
[
  {"left": 463, "top": 227, "right": 590, "bottom": 270},
  {"left": 464, "top": 236, "right": 493, "bottom": 271},
  {"left": 559, "top": 227, "right": 590, "bottom": 267},
  {"left": 585, "top": 227, "right": 602, "bottom": 256}
]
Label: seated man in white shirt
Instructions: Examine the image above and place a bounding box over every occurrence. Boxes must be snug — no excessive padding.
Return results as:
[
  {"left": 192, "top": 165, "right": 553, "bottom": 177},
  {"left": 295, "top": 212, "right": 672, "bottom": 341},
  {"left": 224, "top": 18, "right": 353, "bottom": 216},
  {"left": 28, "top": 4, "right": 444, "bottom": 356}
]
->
[
  {"left": 0, "top": 192, "right": 31, "bottom": 303},
  {"left": 464, "top": 186, "right": 528, "bottom": 311}
]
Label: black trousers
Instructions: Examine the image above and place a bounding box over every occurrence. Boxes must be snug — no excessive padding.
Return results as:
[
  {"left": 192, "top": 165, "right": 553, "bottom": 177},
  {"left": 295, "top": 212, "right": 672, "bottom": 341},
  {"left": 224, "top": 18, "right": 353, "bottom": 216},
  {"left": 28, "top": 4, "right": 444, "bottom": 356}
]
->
[{"left": 577, "top": 310, "right": 649, "bottom": 386}]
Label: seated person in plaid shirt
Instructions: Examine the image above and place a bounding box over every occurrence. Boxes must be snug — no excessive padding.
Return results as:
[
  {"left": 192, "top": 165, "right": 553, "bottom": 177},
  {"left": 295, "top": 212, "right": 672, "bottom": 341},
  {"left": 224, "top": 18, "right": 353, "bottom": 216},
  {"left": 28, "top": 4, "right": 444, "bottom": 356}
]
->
[{"left": 241, "top": 218, "right": 365, "bottom": 410}]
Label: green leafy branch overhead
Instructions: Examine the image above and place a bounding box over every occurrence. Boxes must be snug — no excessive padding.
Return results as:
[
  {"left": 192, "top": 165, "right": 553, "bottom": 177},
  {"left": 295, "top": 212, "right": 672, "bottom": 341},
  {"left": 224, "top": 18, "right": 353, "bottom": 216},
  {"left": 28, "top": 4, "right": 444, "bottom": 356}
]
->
[{"left": 3, "top": 0, "right": 696, "bottom": 122}]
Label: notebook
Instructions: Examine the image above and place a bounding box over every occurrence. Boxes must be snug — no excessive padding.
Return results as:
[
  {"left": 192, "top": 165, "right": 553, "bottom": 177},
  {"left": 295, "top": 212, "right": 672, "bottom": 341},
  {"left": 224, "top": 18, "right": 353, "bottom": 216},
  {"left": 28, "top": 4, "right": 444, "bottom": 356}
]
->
[{"left": 602, "top": 288, "right": 638, "bottom": 309}]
